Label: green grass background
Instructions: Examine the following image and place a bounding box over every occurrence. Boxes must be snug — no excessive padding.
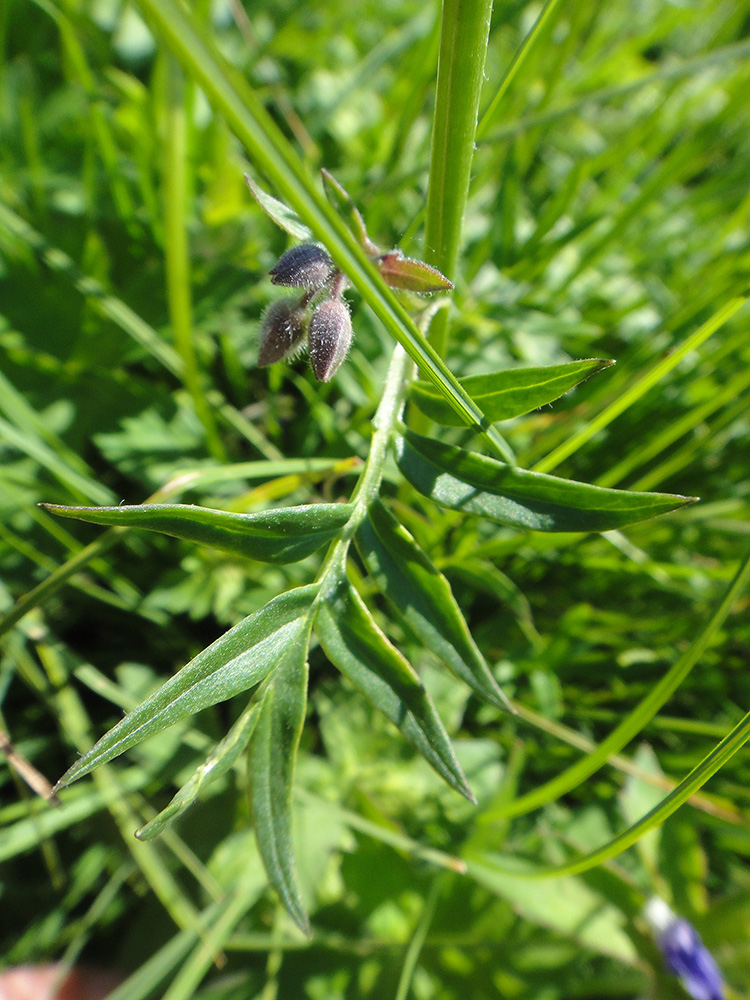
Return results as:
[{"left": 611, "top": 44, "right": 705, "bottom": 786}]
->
[{"left": 2, "top": 0, "right": 750, "bottom": 997}]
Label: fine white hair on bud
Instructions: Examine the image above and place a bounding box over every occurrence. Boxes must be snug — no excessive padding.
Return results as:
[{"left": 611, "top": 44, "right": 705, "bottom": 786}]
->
[
  {"left": 258, "top": 298, "right": 309, "bottom": 367},
  {"left": 308, "top": 298, "right": 353, "bottom": 382},
  {"left": 269, "top": 244, "right": 333, "bottom": 290}
]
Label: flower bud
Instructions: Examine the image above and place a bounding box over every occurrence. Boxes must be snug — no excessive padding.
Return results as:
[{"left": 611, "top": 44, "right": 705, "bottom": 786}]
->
[
  {"left": 644, "top": 898, "right": 725, "bottom": 1000},
  {"left": 308, "top": 298, "right": 353, "bottom": 382},
  {"left": 258, "top": 298, "right": 308, "bottom": 367},
  {"left": 269, "top": 243, "right": 333, "bottom": 290}
]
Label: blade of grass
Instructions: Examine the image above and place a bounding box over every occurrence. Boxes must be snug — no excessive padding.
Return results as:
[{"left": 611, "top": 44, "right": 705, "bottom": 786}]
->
[
  {"left": 499, "top": 545, "right": 750, "bottom": 819},
  {"left": 163, "top": 56, "right": 225, "bottom": 461},
  {"left": 0, "top": 202, "right": 281, "bottom": 460},
  {"left": 483, "top": 705, "right": 750, "bottom": 879},
  {"left": 476, "top": 0, "right": 564, "bottom": 141},
  {"left": 394, "top": 875, "right": 443, "bottom": 1000},
  {"left": 533, "top": 295, "right": 747, "bottom": 474},
  {"left": 480, "top": 37, "right": 750, "bottom": 144},
  {"left": 38, "top": 641, "right": 200, "bottom": 932}
]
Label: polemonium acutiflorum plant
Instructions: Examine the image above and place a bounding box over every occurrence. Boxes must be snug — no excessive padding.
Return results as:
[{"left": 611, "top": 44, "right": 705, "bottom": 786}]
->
[
  {"left": 5, "top": 2, "right": 750, "bottom": 995},
  {"left": 43, "top": 163, "right": 698, "bottom": 933}
]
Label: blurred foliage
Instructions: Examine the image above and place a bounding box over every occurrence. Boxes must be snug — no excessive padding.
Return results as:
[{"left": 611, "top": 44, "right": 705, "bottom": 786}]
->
[{"left": 2, "top": 0, "right": 750, "bottom": 997}]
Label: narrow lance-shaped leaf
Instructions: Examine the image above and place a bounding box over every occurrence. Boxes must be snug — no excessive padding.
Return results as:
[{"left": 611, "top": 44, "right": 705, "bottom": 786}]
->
[
  {"left": 395, "top": 430, "right": 697, "bottom": 533},
  {"left": 314, "top": 577, "right": 474, "bottom": 802},
  {"left": 321, "top": 168, "right": 378, "bottom": 254},
  {"left": 54, "top": 586, "right": 319, "bottom": 791},
  {"left": 42, "top": 502, "right": 353, "bottom": 565},
  {"left": 356, "top": 500, "right": 513, "bottom": 711},
  {"left": 409, "top": 359, "right": 614, "bottom": 425},
  {"left": 249, "top": 619, "right": 312, "bottom": 935},
  {"left": 136, "top": 698, "right": 262, "bottom": 842},
  {"left": 244, "top": 172, "right": 313, "bottom": 240}
]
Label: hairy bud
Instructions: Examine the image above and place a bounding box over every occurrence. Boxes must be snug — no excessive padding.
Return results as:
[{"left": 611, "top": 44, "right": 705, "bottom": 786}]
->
[
  {"left": 258, "top": 298, "right": 308, "bottom": 367},
  {"left": 308, "top": 298, "right": 353, "bottom": 382},
  {"left": 269, "top": 243, "right": 333, "bottom": 290}
]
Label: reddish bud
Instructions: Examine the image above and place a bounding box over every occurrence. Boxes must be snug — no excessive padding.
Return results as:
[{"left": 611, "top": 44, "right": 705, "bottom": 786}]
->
[
  {"left": 269, "top": 243, "right": 333, "bottom": 290},
  {"left": 308, "top": 299, "right": 353, "bottom": 382},
  {"left": 258, "top": 298, "right": 308, "bottom": 367},
  {"left": 377, "top": 251, "right": 454, "bottom": 293}
]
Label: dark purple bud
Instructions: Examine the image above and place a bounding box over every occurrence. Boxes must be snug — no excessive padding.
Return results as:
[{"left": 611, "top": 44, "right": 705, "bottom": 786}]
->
[
  {"left": 308, "top": 299, "right": 353, "bottom": 382},
  {"left": 645, "top": 899, "right": 725, "bottom": 1000},
  {"left": 258, "top": 298, "right": 308, "bottom": 367},
  {"left": 269, "top": 243, "right": 333, "bottom": 290}
]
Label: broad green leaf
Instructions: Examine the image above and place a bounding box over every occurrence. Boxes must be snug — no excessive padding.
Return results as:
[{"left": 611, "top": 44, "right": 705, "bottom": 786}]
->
[
  {"left": 314, "top": 577, "right": 474, "bottom": 801},
  {"left": 54, "top": 586, "right": 319, "bottom": 790},
  {"left": 409, "top": 359, "right": 614, "bottom": 425},
  {"left": 249, "top": 622, "right": 312, "bottom": 935},
  {"left": 355, "top": 500, "right": 512, "bottom": 711},
  {"left": 466, "top": 857, "right": 638, "bottom": 964},
  {"left": 135, "top": 699, "right": 262, "bottom": 842},
  {"left": 243, "top": 172, "right": 313, "bottom": 240},
  {"left": 395, "top": 431, "right": 697, "bottom": 532},
  {"left": 42, "top": 502, "right": 353, "bottom": 564}
]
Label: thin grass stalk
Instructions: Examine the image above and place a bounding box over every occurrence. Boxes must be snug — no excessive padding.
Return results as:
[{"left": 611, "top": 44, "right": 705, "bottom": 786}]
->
[
  {"left": 163, "top": 57, "right": 225, "bottom": 460},
  {"left": 533, "top": 295, "right": 747, "bottom": 474},
  {"left": 500, "top": 545, "right": 750, "bottom": 819}
]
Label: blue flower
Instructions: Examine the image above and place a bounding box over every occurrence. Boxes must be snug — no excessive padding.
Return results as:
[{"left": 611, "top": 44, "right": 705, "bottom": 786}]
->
[{"left": 645, "top": 898, "right": 725, "bottom": 1000}]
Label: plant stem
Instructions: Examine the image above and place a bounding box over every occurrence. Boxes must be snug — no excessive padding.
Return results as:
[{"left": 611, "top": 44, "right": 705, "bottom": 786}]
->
[
  {"left": 163, "top": 57, "right": 225, "bottom": 461},
  {"left": 424, "top": 0, "right": 494, "bottom": 359},
  {"left": 315, "top": 343, "right": 413, "bottom": 592}
]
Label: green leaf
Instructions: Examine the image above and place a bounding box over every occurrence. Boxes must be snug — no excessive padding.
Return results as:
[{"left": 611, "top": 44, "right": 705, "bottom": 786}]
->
[
  {"left": 314, "top": 577, "right": 474, "bottom": 801},
  {"left": 249, "top": 621, "right": 312, "bottom": 935},
  {"left": 243, "top": 172, "right": 313, "bottom": 240},
  {"left": 41, "top": 502, "right": 353, "bottom": 564},
  {"left": 355, "top": 500, "right": 512, "bottom": 711},
  {"left": 395, "top": 430, "right": 697, "bottom": 532},
  {"left": 409, "top": 359, "right": 614, "bottom": 425},
  {"left": 321, "top": 168, "right": 377, "bottom": 254},
  {"left": 135, "top": 699, "right": 262, "bottom": 842},
  {"left": 54, "top": 586, "right": 319, "bottom": 790},
  {"left": 466, "top": 857, "right": 638, "bottom": 964},
  {"left": 376, "top": 251, "right": 454, "bottom": 293}
]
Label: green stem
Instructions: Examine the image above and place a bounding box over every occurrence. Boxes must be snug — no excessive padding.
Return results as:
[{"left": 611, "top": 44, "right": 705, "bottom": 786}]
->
[
  {"left": 424, "top": 0, "right": 494, "bottom": 359},
  {"left": 164, "top": 57, "right": 225, "bottom": 461},
  {"left": 315, "top": 343, "right": 414, "bottom": 593}
]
